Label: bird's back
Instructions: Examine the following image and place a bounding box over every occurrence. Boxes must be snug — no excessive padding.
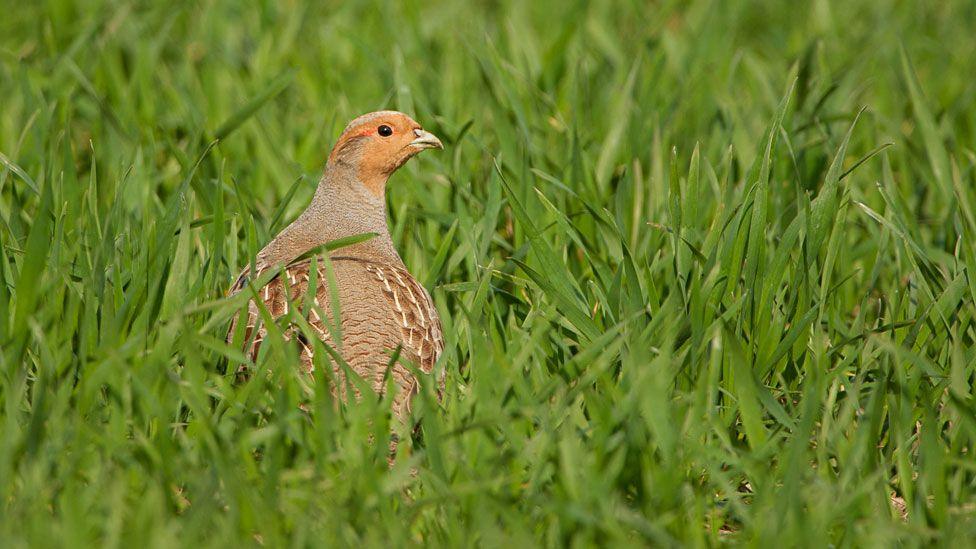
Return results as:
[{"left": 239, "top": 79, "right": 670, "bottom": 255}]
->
[{"left": 230, "top": 255, "right": 443, "bottom": 417}]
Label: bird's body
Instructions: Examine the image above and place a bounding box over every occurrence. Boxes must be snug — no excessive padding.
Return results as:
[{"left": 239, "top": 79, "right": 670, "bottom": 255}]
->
[
  {"left": 228, "top": 111, "right": 444, "bottom": 419},
  {"left": 233, "top": 255, "right": 442, "bottom": 417}
]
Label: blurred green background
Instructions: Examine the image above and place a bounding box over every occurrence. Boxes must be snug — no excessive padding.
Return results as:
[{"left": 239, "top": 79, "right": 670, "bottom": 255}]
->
[{"left": 2, "top": 0, "right": 976, "bottom": 546}]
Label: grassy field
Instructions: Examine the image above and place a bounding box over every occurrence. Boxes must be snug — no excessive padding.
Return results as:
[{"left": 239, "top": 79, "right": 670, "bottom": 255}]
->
[{"left": 2, "top": 0, "right": 976, "bottom": 545}]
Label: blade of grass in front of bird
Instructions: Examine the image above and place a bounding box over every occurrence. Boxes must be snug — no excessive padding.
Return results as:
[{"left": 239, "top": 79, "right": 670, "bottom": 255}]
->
[{"left": 192, "top": 331, "right": 251, "bottom": 364}]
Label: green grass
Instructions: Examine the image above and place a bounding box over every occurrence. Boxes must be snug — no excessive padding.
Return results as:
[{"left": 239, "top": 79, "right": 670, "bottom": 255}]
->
[{"left": 2, "top": 0, "right": 976, "bottom": 546}]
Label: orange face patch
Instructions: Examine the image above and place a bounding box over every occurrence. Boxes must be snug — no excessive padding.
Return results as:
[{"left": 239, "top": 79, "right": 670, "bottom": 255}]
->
[{"left": 327, "top": 111, "right": 430, "bottom": 197}]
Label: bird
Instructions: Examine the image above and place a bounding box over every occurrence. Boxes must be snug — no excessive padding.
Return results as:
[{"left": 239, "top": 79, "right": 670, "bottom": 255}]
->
[{"left": 227, "top": 111, "right": 444, "bottom": 421}]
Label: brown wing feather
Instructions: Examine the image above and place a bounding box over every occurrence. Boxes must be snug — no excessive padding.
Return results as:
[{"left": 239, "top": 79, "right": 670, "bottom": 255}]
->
[
  {"left": 227, "top": 262, "right": 316, "bottom": 370},
  {"left": 360, "top": 262, "right": 444, "bottom": 374}
]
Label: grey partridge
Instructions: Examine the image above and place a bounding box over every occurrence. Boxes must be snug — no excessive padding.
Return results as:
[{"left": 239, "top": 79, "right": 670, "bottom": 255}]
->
[{"left": 228, "top": 111, "right": 444, "bottom": 419}]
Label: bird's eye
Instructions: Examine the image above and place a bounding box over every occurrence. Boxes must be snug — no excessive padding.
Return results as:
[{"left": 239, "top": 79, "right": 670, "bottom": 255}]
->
[{"left": 377, "top": 125, "right": 393, "bottom": 137}]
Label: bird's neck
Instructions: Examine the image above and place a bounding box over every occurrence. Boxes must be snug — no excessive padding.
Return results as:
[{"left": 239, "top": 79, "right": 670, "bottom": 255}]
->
[{"left": 256, "top": 164, "right": 400, "bottom": 270}]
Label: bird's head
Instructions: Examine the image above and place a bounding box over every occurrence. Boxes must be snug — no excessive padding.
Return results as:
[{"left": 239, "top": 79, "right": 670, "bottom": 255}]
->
[{"left": 327, "top": 110, "right": 443, "bottom": 196}]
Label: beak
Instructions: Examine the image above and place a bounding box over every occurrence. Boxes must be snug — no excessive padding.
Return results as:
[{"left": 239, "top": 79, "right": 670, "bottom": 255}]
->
[{"left": 410, "top": 128, "right": 444, "bottom": 150}]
